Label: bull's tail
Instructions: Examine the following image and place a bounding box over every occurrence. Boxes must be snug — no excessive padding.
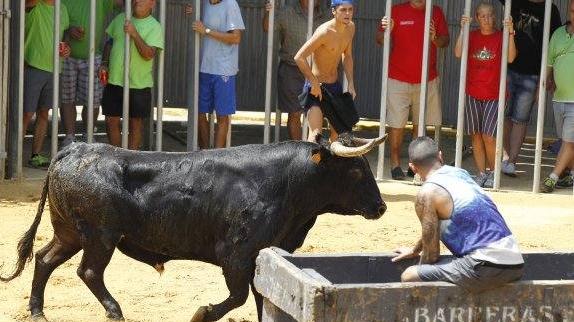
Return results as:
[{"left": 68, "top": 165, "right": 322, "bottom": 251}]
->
[{"left": 0, "top": 175, "right": 49, "bottom": 282}]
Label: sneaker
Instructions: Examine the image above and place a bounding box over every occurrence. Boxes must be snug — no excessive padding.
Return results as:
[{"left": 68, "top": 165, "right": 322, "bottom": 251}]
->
[
  {"left": 391, "top": 166, "right": 406, "bottom": 180},
  {"left": 474, "top": 172, "right": 489, "bottom": 187},
  {"left": 406, "top": 167, "right": 415, "bottom": 177},
  {"left": 556, "top": 174, "right": 573, "bottom": 188},
  {"left": 62, "top": 135, "right": 75, "bottom": 147},
  {"left": 483, "top": 172, "right": 494, "bottom": 188},
  {"left": 541, "top": 176, "right": 557, "bottom": 193},
  {"left": 28, "top": 154, "right": 50, "bottom": 169},
  {"left": 501, "top": 160, "right": 516, "bottom": 177}
]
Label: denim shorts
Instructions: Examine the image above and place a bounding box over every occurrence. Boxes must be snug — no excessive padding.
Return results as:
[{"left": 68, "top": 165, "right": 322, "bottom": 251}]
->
[
  {"left": 505, "top": 69, "right": 539, "bottom": 124},
  {"left": 553, "top": 102, "right": 574, "bottom": 142}
]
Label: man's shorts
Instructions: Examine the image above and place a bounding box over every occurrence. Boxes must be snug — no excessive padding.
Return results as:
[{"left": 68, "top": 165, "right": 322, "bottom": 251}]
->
[
  {"left": 101, "top": 84, "right": 151, "bottom": 118},
  {"left": 505, "top": 69, "right": 539, "bottom": 125},
  {"left": 464, "top": 95, "right": 500, "bottom": 137},
  {"left": 553, "top": 102, "right": 574, "bottom": 142},
  {"left": 60, "top": 56, "right": 104, "bottom": 107},
  {"left": 277, "top": 61, "right": 305, "bottom": 114},
  {"left": 24, "top": 66, "right": 53, "bottom": 113},
  {"left": 300, "top": 80, "right": 343, "bottom": 112},
  {"left": 417, "top": 255, "right": 524, "bottom": 293},
  {"left": 386, "top": 77, "right": 442, "bottom": 128},
  {"left": 199, "top": 72, "right": 236, "bottom": 116}
]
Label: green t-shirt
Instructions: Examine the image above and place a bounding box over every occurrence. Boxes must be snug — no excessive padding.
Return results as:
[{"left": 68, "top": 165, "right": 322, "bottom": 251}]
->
[
  {"left": 548, "top": 26, "right": 574, "bottom": 102},
  {"left": 62, "top": 0, "right": 115, "bottom": 59},
  {"left": 106, "top": 13, "right": 164, "bottom": 89},
  {"left": 25, "top": 0, "right": 70, "bottom": 72}
]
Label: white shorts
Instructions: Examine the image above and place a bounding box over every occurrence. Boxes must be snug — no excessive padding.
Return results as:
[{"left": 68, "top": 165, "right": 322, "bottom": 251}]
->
[
  {"left": 386, "top": 78, "right": 442, "bottom": 128},
  {"left": 553, "top": 102, "right": 574, "bottom": 142}
]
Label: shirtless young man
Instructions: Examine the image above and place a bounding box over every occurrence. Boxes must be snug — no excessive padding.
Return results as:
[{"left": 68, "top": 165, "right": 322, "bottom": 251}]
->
[{"left": 294, "top": 0, "right": 356, "bottom": 142}]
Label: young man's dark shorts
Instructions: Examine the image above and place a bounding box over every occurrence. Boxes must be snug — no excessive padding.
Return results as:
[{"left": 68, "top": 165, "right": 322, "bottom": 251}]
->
[
  {"left": 277, "top": 62, "right": 305, "bottom": 113},
  {"left": 417, "top": 254, "right": 524, "bottom": 292},
  {"left": 300, "top": 80, "right": 343, "bottom": 112},
  {"left": 24, "top": 66, "right": 54, "bottom": 112},
  {"left": 101, "top": 84, "right": 151, "bottom": 118}
]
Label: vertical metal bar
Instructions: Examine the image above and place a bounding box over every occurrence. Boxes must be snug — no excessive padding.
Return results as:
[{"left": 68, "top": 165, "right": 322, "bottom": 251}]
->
[
  {"left": 156, "top": 0, "right": 166, "bottom": 151},
  {"left": 122, "top": 1, "right": 132, "bottom": 149},
  {"left": 51, "top": 0, "right": 61, "bottom": 157},
  {"left": 17, "top": 0, "right": 24, "bottom": 178},
  {"left": 87, "top": 0, "right": 96, "bottom": 143},
  {"left": 454, "top": 0, "right": 471, "bottom": 168},
  {"left": 0, "top": 0, "right": 8, "bottom": 179},
  {"left": 532, "top": 0, "right": 553, "bottom": 193},
  {"left": 263, "top": 0, "right": 275, "bottom": 144},
  {"left": 493, "top": 0, "right": 512, "bottom": 190},
  {"left": 302, "top": 0, "right": 314, "bottom": 141},
  {"left": 188, "top": 0, "right": 200, "bottom": 151},
  {"left": 417, "top": 0, "right": 433, "bottom": 137},
  {"left": 376, "top": 0, "right": 393, "bottom": 181}
]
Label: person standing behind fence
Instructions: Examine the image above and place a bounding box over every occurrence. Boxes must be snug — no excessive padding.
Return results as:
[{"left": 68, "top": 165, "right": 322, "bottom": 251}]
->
[
  {"left": 294, "top": 0, "right": 357, "bottom": 143},
  {"left": 262, "top": 0, "right": 326, "bottom": 141},
  {"left": 376, "top": 0, "right": 450, "bottom": 181},
  {"left": 455, "top": 3, "right": 516, "bottom": 188},
  {"left": 101, "top": 0, "right": 164, "bottom": 150},
  {"left": 185, "top": 0, "right": 245, "bottom": 149},
  {"left": 60, "top": 0, "right": 122, "bottom": 147},
  {"left": 500, "top": 0, "right": 562, "bottom": 177},
  {"left": 23, "top": 0, "right": 70, "bottom": 168},
  {"left": 541, "top": 0, "right": 574, "bottom": 193}
]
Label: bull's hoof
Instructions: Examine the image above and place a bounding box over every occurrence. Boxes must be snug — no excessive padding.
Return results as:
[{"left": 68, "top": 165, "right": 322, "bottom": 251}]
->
[
  {"left": 30, "top": 313, "right": 49, "bottom": 322},
  {"left": 190, "top": 305, "right": 213, "bottom": 322},
  {"left": 105, "top": 311, "right": 125, "bottom": 321}
]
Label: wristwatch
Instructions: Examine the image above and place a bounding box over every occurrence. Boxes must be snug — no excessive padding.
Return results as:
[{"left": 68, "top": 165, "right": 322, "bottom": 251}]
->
[{"left": 205, "top": 28, "right": 211, "bottom": 35}]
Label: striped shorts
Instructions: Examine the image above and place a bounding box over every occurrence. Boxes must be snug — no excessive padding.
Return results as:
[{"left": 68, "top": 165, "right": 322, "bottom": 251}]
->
[
  {"left": 464, "top": 95, "right": 500, "bottom": 137},
  {"left": 60, "top": 56, "right": 103, "bottom": 107}
]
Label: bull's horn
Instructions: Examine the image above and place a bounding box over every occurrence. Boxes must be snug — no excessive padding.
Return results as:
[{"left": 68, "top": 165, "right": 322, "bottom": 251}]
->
[
  {"left": 351, "top": 134, "right": 388, "bottom": 146},
  {"left": 330, "top": 134, "right": 387, "bottom": 157}
]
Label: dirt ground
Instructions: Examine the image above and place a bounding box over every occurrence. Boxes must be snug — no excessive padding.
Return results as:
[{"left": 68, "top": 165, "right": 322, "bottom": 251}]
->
[{"left": 0, "top": 179, "right": 573, "bottom": 322}]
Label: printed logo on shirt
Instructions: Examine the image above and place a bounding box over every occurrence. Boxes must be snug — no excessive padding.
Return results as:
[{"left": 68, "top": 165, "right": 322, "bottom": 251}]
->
[
  {"left": 473, "top": 47, "right": 496, "bottom": 61},
  {"left": 400, "top": 21, "right": 415, "bottom": 26}
]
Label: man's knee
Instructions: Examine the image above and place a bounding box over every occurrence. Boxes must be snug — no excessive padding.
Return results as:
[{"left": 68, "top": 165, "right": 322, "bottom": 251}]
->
[{"left": 401, "top": 266, "right": 422, "bottom": 282}]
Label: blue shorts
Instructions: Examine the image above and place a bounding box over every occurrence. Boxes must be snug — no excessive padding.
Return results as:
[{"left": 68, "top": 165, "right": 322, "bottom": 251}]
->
[
  {"left": 505, "top": 69, "right": 539, "bottom": 124},
  {"left": 300, "top": 80, "right": 343, "bottom": 112},
  {"left": 199, "top": 72, "right": 236, "bottom": 116}
]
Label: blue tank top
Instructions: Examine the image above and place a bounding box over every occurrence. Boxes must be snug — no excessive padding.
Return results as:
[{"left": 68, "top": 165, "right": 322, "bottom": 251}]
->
[{"left": 424, "top": 166, "right": 513, "bottom": 257}]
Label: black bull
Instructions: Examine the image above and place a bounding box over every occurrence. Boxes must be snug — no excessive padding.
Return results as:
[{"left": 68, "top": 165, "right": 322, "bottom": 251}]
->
[{"left": 1, "top": 136, "right": 387, "bottom": 322}]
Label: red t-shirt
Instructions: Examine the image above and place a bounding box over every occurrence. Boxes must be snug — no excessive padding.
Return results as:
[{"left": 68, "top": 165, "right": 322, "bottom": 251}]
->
[
  {"left": 467, "top": 30, "right": 503, "bottom": 100},
  {"left": 383, "top": 2, "right": 449, "bottom": 84}
]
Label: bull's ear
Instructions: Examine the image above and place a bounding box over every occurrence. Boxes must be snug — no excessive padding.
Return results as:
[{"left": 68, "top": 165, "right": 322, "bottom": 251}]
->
[{"left": 311, "top": 151, "right": 322, "bottom": 164}]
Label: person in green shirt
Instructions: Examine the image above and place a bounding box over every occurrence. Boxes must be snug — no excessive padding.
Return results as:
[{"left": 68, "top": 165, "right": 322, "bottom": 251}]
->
[
  {"left": 541, "top": 0, "right": 574, "bottom": 193},
  {"left": 23, "top": 0, "right": 70, "bottom": 168},
  {"left": 60, "top": 0, "right": 122, "bottom": 147},
  {"left": 101, "top": 0, "right": 164, "bottom": 150}
]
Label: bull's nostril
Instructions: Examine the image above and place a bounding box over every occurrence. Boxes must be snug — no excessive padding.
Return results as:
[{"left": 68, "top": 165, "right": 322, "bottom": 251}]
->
[{"left": 378, "top": 205, "right": 386, "bottom": 215}]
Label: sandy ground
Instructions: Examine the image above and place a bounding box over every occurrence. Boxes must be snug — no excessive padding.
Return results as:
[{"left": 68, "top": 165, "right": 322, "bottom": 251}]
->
[{"left": 0, "top": 180, "right": 573, "bottom": 322}]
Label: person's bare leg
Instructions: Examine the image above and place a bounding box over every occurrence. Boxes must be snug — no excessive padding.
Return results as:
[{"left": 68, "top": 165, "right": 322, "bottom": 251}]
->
[
  {"left": 550, "top": 142, "right": 574, "bottom": 177},
  {"left": 215, "top": 115, "right": 230, "bottom": 149},
  {"left": 287, "top": 111, "right": 302, "bottom": 140},
  {"left": 306, "top": 106, "right": 323, "bottom": 142},
  {"left": 389, "top": 127, "right": 404, "bottom": 168},
  {"left": 483, "top": 134, "right": 497, "bottom": 172},
  {"left": 105, "top": 116, "right": 121, "bottom": 147},
  {"left": 61, "top": 103, "right": 77, "bottom": 136},
  {"left": 128, "top": 117, "right": 143, "bottom": 150},
  {"left": 503, "top": 118, "right": 512, "bottom": 160},
  {"left": 507, "top": 122, "right": 527, "bottom": 164},
  {"left": 23, "top": 112, "right": 35, "bottom": 136},
  {"left": 32, "top": 108, "right": 50, "bottom": 155},
  {"left": 329, "top": 126, "right": 338, "bottom": 143},
  {"left": 471, "top": 134, "right": 486, "bottom": 174},
  {"left": 401, "top": 266, "right": 423, "bottom": 282},
  {"left": 198, "top": 113, "right": 209, "bottom": 149}
]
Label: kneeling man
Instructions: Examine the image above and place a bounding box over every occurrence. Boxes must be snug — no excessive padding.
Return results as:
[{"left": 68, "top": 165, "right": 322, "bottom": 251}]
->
[{"left": 393, "top": 137, "right": 524, "bottom": 292}]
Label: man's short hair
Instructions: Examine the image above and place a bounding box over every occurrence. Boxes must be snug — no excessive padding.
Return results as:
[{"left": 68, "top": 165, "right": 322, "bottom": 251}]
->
[
  {"left": 331, "top": 0, "right": 354, "bottom": 8},
  {"left": 408, "top": 137, "right": 440, "bottom": 167}
]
